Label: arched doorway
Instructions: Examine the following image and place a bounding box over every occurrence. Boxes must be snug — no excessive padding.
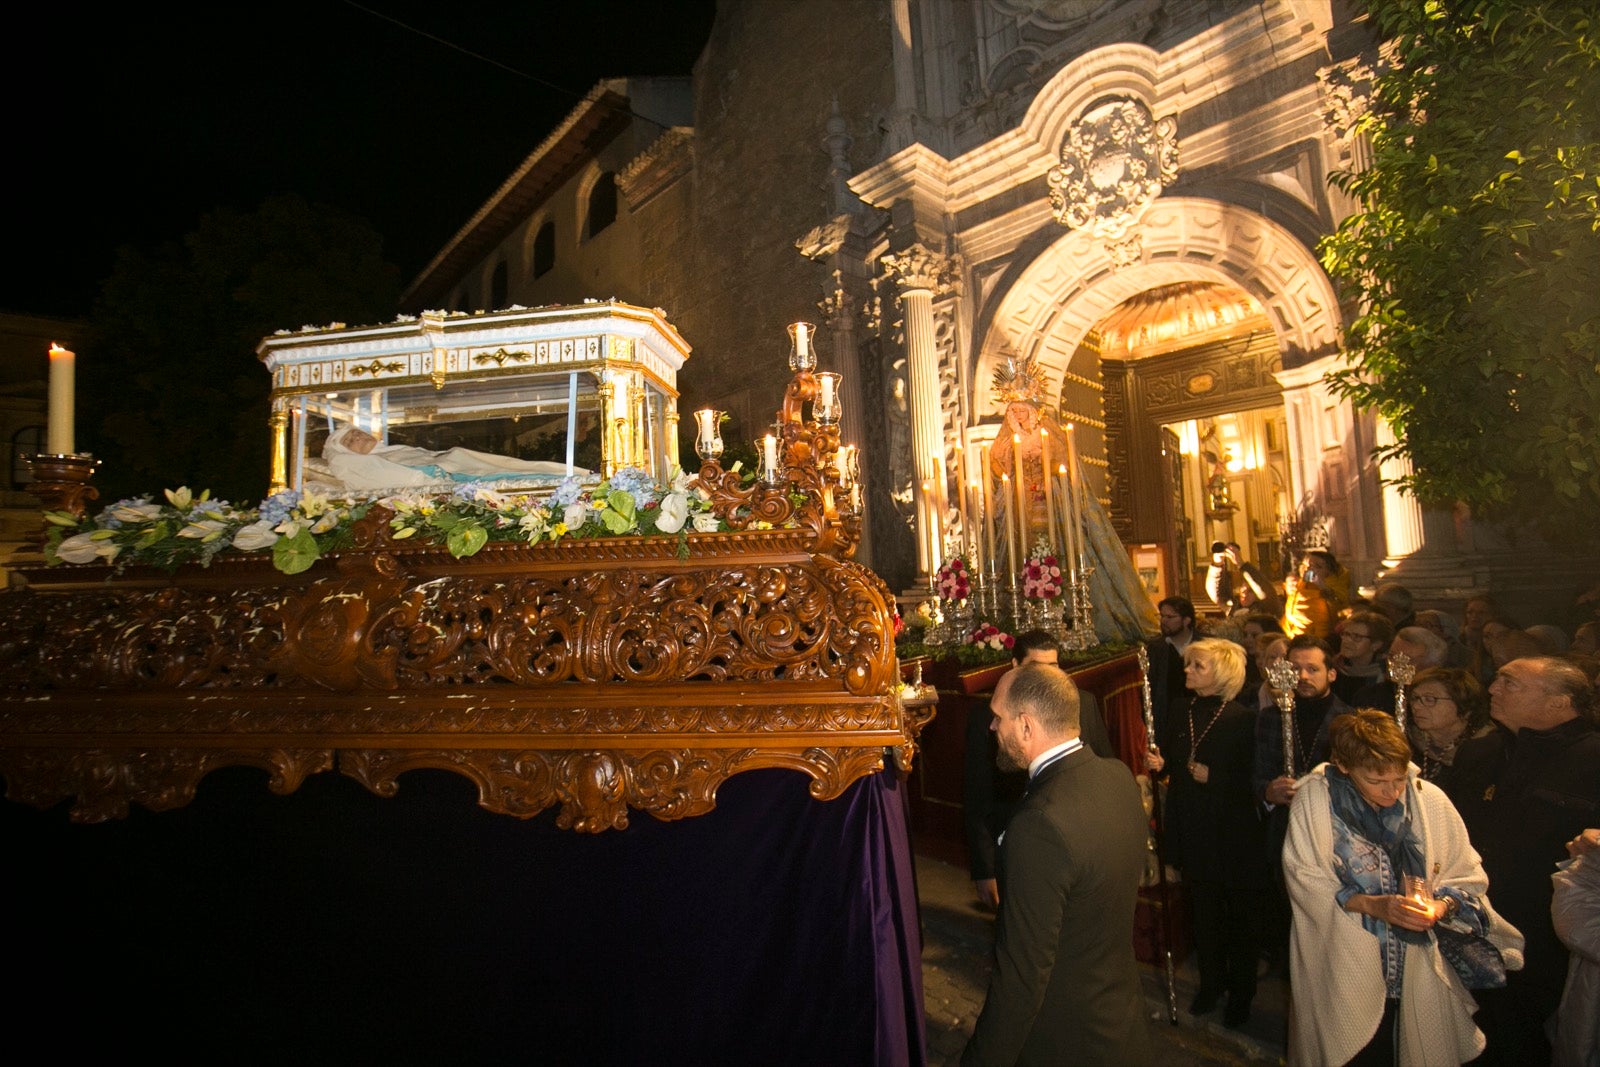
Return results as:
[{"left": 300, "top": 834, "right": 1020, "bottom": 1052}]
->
[{"left": 968, "top": 197, "right": 1345, "bottom": 602}]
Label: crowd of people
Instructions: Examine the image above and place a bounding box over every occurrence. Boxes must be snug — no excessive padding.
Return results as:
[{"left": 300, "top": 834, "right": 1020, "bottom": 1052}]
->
[{"left": 960, "top": 557, "right": 1600, "bottom": 1067}]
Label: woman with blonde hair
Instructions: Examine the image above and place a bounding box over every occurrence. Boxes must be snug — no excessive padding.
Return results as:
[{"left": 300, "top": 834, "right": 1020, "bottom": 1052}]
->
[
  {"left": 1146, "top": 637, "right": 1266, "bottom": 1026},
  {"left": 1284, "top": 709, "right": 1524, "bottom": 1065}
]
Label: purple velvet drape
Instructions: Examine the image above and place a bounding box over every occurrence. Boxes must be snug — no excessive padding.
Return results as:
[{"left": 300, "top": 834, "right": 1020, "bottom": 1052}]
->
[{"left": 5, "top": 764, "right": 925, "bottom": 1065}]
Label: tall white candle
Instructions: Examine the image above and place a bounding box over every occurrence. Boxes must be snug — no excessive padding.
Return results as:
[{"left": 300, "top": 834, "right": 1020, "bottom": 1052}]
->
[
  {"left": 1011, "top": 434, "right": 1026, "bottom": 557},
  {"left": 1059, "top": 462, "right": 1076, "bottom": 585},
  {"left": 794, "top": 323, "right": 809, "bottom": 359},
  {"left": 763, "top": 433, "right": 779, "bottom": 479},
  {"left": 1066, "top": 423, "right": 1084, "bottom": 572},
  {"left": 818, "top": 372, "right": 834, "bottom": 409},
  {"left": 47, "top": 343, "right": 75, "bottom": 455},
  {"left": 1001, "top": 472, "right": 1017, "bottom": 571},
  {"left": 981, "top": 443, "right": 996, "bottom": 570},
  {"left": 1040, "top": 428, "right": 1054, "bottom": 554}
]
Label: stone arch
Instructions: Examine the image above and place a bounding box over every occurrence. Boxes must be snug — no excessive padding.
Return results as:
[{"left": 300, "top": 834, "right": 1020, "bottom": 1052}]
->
[{"left": 971, "top": 196, "right": 1342, "bottom": 417}]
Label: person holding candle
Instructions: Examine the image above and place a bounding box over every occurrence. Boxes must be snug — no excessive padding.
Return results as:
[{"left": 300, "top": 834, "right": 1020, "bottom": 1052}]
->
[{"left": 1283, "top": 709, "right": 1524, "bottom": 1066}]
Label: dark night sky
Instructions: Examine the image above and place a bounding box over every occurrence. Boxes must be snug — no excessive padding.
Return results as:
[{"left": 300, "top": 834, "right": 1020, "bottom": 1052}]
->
[{"left": 7, "top": 1, "right": 718, "bottom": 322}]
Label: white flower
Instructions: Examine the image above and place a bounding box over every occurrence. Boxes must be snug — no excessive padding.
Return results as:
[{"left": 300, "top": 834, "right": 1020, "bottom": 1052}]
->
[
  {"left": 692, "top": 512, "right": 720, "bottom": 533},
  {"left": 655, "top": 492, "right": 690, "bottom": 534},
  {"left": 107, "top": 502, "right": 164, "bottom": 523},
  {"left": 231, "top": 521, "right": 281, "bottom": 552},
  {"left": 562, "top": 502, "right": 588, "bottom": 532},
  {"left": 309, "top": 511, "right": 343, "bottom": 534},
  {"left": 56, "top": 532, "right": 104, "bottom": 563},
  {"left": 164, "top": 486, "right": 196, "bottom": 511},
  {"left": 669, "top": 467, "right": 695, "bottom": 495},
  {"left": 177, "top": 518, "right": 230, "bottom": 541}
]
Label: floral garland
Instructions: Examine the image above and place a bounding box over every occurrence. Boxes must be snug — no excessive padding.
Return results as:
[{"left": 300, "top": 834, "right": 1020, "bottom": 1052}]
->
[
  {"left": 935, "top": 555, "right": 970, "bottom": 600},
  {"left": 969, "top": 622, "right": 1014, "bottom": 653},
  {"left": 1022, "top": 541, "right": 1063, "bottom": 599},
  {"left": 46, "top": 468, "right": 726, "bottom": 576}
]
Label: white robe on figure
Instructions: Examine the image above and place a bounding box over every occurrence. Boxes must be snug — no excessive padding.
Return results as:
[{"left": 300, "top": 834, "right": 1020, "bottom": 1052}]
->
[
  {"left": 1284, "top": 764, "right": 1525, "bottom": 1067},
  {"left": 321, "top": 428, "right": 580, "bottom": 491}
]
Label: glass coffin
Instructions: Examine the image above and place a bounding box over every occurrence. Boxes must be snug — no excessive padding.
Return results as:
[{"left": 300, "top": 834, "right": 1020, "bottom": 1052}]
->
[{"left": 257, "top": 302, "right": 687, "bottom": 496}]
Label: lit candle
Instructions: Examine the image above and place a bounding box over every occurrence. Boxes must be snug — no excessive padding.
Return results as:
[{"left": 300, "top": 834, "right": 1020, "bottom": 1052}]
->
[
  {"left": 818, "top": 372, "right": 834, "bottom": 410},
  {"left": 794, "top": 322, "right": 810, "bottom": 359},
  {"left": 981, "top": 443, "right": 996, "bottom": 570},
  {"left": 1059, "top": 463, "right": 1076, "bottom": 585},
  {"left": 970, "top": 478, "right": 985, "bottom": 575},
  {"left": 47, "top": 342, "right": 75, "bottom": 455},
  {"left": 1001, "top": 472, "right": 1016, "bottom": 571},
  {"left": 763, "top": 434, "right": 779, "bottom": 479},
  {"left": 925, "top": 479, "right": 943, "bottom": 572},
  {"left": 1040, "top": 428, "right": 1054, "bottom": 553},
  {"left": 1011, "top": 433, "right": 1026, "bottom": 555},
  {"left": 1066, "top": 423, "right": 1083, "bottom": 571}
]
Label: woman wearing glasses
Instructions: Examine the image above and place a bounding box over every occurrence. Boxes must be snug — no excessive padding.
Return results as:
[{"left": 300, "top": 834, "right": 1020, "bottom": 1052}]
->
[{"left": 1406, "top": 668, "right": 1492, "bottom": 786}]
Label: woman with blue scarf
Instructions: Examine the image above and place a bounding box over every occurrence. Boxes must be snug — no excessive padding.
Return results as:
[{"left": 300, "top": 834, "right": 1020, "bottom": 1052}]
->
[{"left": 1283, "top": 709, "right": 1524, "bottom": 1065}]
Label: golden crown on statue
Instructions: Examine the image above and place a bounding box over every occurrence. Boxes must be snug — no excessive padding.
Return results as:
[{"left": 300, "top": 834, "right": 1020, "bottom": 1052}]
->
[{"left": 991, "top": 353, "right": 1050, "bottom": 406}]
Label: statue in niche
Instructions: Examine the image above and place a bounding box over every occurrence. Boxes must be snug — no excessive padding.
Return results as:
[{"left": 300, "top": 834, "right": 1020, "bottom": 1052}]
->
[{"left": 988, "top": 354, "right": 1069, "bottom": 563}]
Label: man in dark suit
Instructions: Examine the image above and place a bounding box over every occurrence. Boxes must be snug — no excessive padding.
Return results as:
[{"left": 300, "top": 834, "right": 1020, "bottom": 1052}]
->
[
  {"left": 1146, "top": 596, "right": 1196, "bottom": 742},
  {"left": 962, "top": 664, "right": 1152, "bottom": 1066},
  {"left": 964, "top": 630, "right": 1115, "bottom": 910}
]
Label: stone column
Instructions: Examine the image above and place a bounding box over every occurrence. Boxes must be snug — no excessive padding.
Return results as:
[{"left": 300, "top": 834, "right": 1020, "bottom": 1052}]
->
[
  {"left": 1374, "top": 416, "right": 1425, "bottom": 563},
  {"left": 883, "top": 245, "right": 955, "bottom": 580}
]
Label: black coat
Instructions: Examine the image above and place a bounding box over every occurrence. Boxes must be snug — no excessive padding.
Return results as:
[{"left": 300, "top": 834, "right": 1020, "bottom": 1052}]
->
[
  {"left": 1445, "top": 717, "right": 1600, "bottom": 1006},
  {"left": 1157, "top": 695, "right": 1265, "bottom": 886}
]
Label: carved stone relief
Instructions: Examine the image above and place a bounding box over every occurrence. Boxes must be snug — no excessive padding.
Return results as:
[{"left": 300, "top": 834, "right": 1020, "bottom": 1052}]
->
[{"left": 1048, "top": 96, "right": 1179, "bottom": 247}]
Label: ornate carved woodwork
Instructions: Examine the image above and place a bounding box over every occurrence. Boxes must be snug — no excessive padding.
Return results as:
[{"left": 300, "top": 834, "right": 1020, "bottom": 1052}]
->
[{"left": 0, "top": 527, "right": 912, "bottom": 830}]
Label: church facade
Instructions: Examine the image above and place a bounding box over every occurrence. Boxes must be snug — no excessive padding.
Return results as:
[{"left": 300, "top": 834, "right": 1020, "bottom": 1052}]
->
[{"left": 401, "top": 0, "right": 1581, "bottom": 616}]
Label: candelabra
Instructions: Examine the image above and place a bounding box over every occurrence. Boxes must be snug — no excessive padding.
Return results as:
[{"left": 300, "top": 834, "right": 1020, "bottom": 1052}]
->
[
  {"left": 1061, "top": 556, "right": 1097, "bottom": 650},
  {"left": 691, "top": 323, "right": 861, "bottom": 558}
]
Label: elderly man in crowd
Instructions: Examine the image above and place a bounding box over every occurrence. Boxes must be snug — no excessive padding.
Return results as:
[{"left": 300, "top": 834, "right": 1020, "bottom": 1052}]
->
[
  {"left": 1446, "top": 656, "right": 1600, "bottom": 1066},
  {"left": 962, "top": 664, "right": 1151, "bottom": 1066},
  {"left": 1349, "top": 624, "right": 1450, "bottom": 713}
]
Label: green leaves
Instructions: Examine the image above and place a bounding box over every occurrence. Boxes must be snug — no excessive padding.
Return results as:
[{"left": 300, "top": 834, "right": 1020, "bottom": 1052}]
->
[
  {"left": 273, "top": 529, "right": 320, "bottom": 575},
  {"left": 1319, "top": 0, "right": 1600, "bottom": 544}
]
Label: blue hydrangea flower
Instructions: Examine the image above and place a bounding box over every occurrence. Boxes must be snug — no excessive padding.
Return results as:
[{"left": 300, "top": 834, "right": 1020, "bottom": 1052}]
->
[
  {"left": 608, "top": 466, "right": 658, "bottom": 505},
  {"left": 551, "top": 477, "right": 585, "bottom": 507},
  {"left": 258, "top": 490, "right": 303, "bottom": 526}
]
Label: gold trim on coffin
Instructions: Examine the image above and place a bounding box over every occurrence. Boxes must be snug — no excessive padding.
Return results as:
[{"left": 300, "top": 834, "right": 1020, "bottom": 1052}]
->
[{"left": 0, "top": 527, "right": 911, "bottom": 830}]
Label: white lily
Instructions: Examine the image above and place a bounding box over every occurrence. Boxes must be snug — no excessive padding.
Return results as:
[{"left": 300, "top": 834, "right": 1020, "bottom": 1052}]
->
[
  {"left": 655, "top": 492, "right": 690, "bottom": 534},
  {"left": 231, "top": 521, "right": 281, "bottom": 551},
  {"left": 178, "top": 518, "right": 230, "bottom": 541}
]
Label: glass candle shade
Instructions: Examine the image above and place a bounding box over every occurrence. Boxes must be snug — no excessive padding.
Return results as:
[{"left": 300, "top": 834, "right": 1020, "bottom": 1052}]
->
[
  {"left": 787, "top": 321, "right": 817, "bottom": 373},
  {"left": 693, "top": 408, "right": 724, "bottom": 462},
  {"left": 761, "top": 433, "right": 783, "bottom": 485},
  {"left": 813, "top": 372, "right": 841, "bottom": 425}
]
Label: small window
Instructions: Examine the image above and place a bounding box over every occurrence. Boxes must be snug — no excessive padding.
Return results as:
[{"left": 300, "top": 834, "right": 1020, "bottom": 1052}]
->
[
  {"left": 490, "top": 261, "right": 508, "bottom": 309},
  {"left": 587, "top": 173, "right": 618, "bottom": 238},
  {"left": 11, "top": 425, "right": 43, "bottom": 488},
  {"left": 532, "top": 221, "right": 556, "bottom": 278}
]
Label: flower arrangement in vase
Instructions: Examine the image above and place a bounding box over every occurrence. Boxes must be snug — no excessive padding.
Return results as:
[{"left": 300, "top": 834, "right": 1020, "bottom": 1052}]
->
[
  {"left": 969, "top": 622, "right": 1014, "bottom": 653},
  {"left": 936, "top": 556, "right": 971, "bottom": 601},
  {"left": 1021, "top": 539, "right": 1063, "bottom": 599}
]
